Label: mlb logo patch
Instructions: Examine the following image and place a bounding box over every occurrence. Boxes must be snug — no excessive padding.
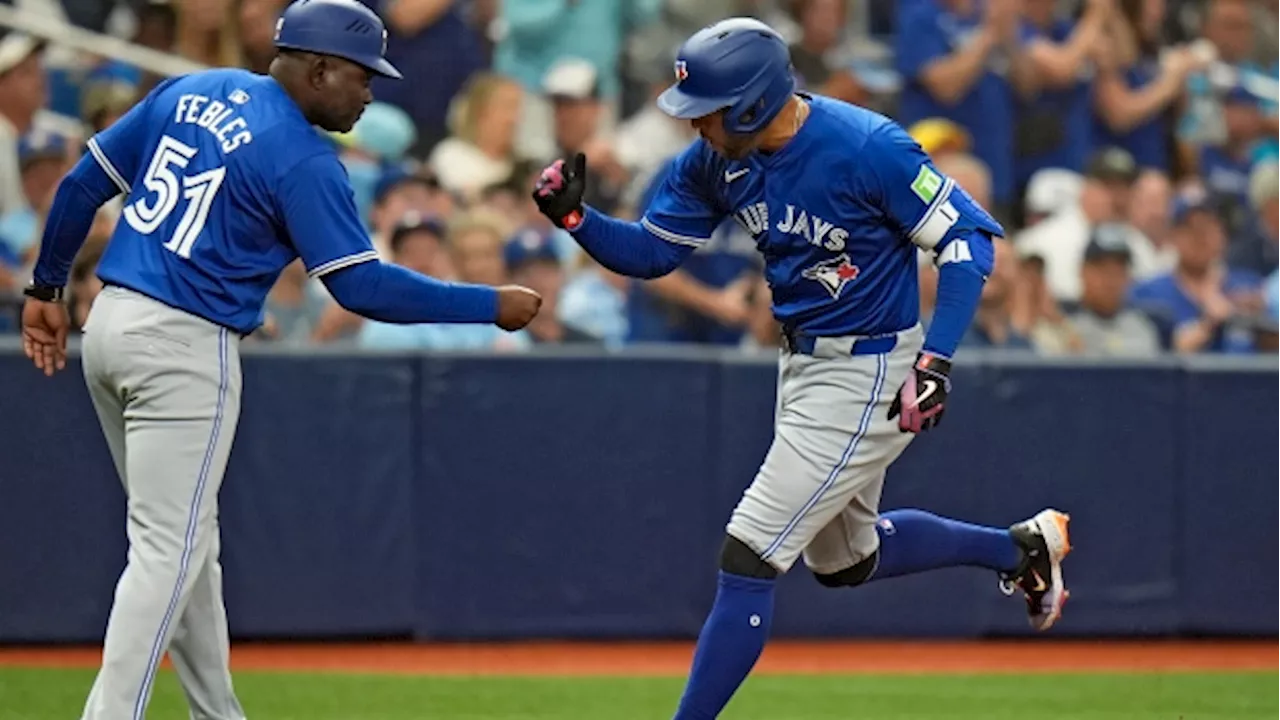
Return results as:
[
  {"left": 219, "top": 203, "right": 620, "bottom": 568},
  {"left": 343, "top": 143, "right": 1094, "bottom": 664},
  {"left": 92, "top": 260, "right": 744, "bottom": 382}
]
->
[
  {"left": 878, "top": 517, "right": 896, "bottom": 535},
  {"left": 274, "top": 17, "right": 283, "bottom": 42},
  {"left": 674, "top": 60, "right": 688, "bottom": 82}
]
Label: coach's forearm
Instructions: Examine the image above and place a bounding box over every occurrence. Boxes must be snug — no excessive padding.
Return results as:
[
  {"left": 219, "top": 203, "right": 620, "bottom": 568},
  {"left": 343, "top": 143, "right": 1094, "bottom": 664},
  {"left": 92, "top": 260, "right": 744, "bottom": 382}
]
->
[
  {"left": 322, "top": 260, "right": 497, "bottom": 324},
  {"left": 570, "top": 206, "right": 691, "bottom": 279},
  {"left": 32, "top": 154, "right": 121, "bottom": 287}
]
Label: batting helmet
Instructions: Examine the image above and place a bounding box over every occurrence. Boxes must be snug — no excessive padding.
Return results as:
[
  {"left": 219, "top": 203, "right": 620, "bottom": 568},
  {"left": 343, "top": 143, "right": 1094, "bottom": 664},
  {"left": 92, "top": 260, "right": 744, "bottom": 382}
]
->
[
  {"left": 273, "top": 0, "right": 402, "bottom": 80},
  {"left": 656, "top": 18, "right": 796, "bottom": 135}
]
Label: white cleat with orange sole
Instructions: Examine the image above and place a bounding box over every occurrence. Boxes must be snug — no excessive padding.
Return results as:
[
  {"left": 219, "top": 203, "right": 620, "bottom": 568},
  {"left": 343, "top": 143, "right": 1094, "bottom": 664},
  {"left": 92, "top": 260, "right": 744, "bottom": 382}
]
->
[{"left": 1000, "top": 509, "right": 1072, "bottom": 631}]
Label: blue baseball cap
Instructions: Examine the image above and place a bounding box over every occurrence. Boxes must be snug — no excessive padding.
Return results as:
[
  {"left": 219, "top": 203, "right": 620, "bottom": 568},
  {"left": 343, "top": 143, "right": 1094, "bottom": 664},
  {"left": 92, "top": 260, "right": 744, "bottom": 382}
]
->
[
  {"left": 1083, "top": 223, "right": 1133, "bottom": 264},
  {"left": 504, "top": 227, "right": 560, "bottom": 269},
  {"left": 17, "top": 130, "right": 66, "bottom": 170},
  {"left": 388, "top": 211, "right": 446, "bottom": 253},
  {"left": 373, "top": 164, "right": 438, "bottom": 205},
  {"left": 1171, "top": 186, "right": 1217, "bottom": 225}
]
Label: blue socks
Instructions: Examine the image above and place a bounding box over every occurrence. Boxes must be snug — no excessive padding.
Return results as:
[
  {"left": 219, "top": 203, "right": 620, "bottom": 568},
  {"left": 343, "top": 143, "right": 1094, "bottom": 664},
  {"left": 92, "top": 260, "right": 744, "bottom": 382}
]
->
[
  {"left": 869, "top": 508, "right": 1023, "bottom": 581},
  {"left": 672, "top": 571, "right": 775, "bottom": 720},
  {"left": 671, "top": 512, "right": 1020, "bottom": 719}
]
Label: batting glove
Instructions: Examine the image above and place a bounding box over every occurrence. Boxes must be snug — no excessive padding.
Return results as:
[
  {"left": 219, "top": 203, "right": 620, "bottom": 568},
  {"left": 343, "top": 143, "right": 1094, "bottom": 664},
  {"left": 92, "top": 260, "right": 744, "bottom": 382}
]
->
[
  {"left": 532, "top": 152, "right": 587, "bottom": 231},
  {"left": 888, "top": 352, "right": 952, "bottom": 433}
]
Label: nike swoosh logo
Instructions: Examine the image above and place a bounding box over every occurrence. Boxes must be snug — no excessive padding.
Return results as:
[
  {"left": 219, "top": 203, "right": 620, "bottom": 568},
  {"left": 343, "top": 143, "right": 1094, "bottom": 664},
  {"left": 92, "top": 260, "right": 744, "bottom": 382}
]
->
[
  {"left": 1029, "top": 570, "right": 1047, "bottom": 592},
  {"left": 724, "top": 167, "right": 750, "bottom": 182},
  {"left": 912, "top": 379, "right": 938, "bottom": 408}
]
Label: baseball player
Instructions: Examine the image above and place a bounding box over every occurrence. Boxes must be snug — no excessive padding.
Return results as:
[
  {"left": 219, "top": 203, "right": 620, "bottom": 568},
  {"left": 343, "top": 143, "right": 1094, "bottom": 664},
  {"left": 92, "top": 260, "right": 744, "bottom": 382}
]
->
[
  {"left": 20, "top": 2, "right": 540, "bottom": 718},
  {"left": 533, "top": 18, "right": 1072, "bottom": 720}
]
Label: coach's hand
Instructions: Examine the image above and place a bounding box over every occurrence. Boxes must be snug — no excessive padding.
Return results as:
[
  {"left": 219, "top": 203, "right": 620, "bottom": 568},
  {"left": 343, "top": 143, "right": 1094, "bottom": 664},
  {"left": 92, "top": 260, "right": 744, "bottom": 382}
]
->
[
  {"left": 888, "top": 352, "right": 951, "bottom": 433},
  {"left": 494, "top": 285, "right": 542, "bottom": 331},
  {"left": 532, "top": 153, "right": 587, "bottom": 231},
  {"left": 22, "top": 298, "right": 70, "bottom": 377}
]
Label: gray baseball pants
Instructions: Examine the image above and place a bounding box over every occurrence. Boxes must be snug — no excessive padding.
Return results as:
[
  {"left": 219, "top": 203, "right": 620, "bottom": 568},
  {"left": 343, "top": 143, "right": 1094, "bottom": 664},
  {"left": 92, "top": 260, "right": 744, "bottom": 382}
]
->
[{"left": 78, "top": 285, "right": 246, "bottom": 720}]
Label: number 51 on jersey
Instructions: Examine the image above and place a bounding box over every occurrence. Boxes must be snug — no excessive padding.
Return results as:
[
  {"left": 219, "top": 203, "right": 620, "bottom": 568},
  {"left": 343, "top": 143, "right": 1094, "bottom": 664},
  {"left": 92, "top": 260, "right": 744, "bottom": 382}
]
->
[{"left": 123, "top": 135, "right": 227, "bottom": 259}]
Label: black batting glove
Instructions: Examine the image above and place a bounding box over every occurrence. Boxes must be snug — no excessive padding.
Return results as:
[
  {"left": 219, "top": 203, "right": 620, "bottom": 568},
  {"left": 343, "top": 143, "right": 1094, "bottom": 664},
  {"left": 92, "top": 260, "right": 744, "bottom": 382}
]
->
[
  {"left": 532, "top": 152, "right": 587, "bottom": 231},
  {"left": 888, "top": 352, "right": 952, "bottom": 433}
]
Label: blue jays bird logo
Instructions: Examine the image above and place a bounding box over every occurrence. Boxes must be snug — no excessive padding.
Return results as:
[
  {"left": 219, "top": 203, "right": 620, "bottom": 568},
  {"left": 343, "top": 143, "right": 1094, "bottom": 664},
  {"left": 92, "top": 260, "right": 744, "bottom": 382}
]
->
[
  {"left": 802, "top": 254, "right": 860, "bottom": 298},
  {"left": 675, "top": 60, "right": 688, "bottom": 82}
]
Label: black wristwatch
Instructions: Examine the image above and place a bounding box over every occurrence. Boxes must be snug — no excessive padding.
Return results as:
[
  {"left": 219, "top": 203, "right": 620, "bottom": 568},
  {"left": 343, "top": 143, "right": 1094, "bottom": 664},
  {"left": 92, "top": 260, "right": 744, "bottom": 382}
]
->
[{"left": 23, "top": 283, "right": 65, "bottom": 303}]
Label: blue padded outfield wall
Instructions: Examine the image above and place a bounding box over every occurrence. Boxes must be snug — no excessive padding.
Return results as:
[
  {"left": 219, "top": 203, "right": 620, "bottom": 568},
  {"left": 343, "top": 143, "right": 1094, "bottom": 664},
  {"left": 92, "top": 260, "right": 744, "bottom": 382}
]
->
[{"left": 0, "top": 344, "right": 1275, "bottom": 643}]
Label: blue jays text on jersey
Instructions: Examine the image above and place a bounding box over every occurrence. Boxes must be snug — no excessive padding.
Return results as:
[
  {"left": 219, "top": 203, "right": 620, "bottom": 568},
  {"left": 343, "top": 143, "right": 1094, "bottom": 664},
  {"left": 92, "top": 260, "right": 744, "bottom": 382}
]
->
[
  {"left": 85, "top": 68, "right": 381, "bottom": 334},
  {"left": 639, "top": 95, "right": 1003, "bottom": 338}
]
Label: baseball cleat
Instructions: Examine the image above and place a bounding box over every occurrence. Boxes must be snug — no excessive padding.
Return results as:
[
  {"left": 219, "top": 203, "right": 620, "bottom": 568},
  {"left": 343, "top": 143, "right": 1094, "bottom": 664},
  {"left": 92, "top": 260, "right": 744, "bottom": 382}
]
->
[{"left": 999, "top": 509, "right": 1072, "bottom": 631}]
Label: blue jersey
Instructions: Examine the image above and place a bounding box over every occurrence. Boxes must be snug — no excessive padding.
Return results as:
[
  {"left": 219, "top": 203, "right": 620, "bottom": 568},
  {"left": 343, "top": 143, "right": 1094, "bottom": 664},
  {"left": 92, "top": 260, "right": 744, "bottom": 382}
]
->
[
  {"left": 639, "top": 96, "right": 1003, "bottom": 337},
  {"left": 89, "top": 69, "right": 377, "bottom": 334}
]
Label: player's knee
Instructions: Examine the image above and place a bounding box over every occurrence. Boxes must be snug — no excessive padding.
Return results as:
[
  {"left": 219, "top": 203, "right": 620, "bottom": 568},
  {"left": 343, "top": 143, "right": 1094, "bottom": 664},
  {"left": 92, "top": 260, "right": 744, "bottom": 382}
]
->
[
  {"left": 812, "top": 550, "right": 878, "bottom": 588},
  {"left": 719, "top": 535, "right": 779, "bottom": 580}
]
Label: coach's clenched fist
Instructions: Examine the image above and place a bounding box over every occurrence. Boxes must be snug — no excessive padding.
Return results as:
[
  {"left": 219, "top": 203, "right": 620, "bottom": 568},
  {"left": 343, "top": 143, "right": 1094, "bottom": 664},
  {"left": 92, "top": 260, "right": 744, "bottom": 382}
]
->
[{"left": 494, "top": 285, "right": 542, "bottom": 331}]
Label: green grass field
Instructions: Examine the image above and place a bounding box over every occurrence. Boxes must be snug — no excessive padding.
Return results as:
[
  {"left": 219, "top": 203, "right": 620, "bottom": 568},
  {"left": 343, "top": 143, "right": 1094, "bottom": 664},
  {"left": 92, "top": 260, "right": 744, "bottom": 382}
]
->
[{"left": 0, "top": 668, "right": 1274, "bottom": 720}]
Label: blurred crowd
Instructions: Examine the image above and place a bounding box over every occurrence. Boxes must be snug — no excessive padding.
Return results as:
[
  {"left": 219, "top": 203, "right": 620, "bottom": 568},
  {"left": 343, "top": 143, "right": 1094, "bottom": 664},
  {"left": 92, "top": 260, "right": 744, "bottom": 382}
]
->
[{"left": 0, "top": 0, "right": 1275, "bottom": 356}]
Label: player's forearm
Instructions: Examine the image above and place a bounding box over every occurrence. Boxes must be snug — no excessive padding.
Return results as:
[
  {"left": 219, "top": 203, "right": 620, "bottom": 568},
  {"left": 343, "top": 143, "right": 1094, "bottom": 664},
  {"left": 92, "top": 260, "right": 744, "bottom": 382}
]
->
[
  {"left": 922, "top": 233, "right": 996, "bottom": 358},
  {"left": 32, "top": 154, "right": 121, "bottom": 287},
  {"left": 570, "top": 206, "right": 691, "bottom": 279},
  {"left": 322, "top": 260, "right": 498, "bottom": 324}
]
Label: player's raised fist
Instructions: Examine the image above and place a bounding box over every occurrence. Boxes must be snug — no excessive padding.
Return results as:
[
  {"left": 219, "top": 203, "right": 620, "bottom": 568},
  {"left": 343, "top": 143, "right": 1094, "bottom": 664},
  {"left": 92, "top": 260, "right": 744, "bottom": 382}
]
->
[
  {"left": 494, "top": 285, "right": 543, "bottom": 331},
  {"left": 532, "top": 152, "right": 588, "bottom": 231}
]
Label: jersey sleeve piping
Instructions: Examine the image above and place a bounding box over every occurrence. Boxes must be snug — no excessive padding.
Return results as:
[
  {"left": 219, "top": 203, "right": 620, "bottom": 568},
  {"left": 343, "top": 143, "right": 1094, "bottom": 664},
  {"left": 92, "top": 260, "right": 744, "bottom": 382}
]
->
[
  {"left": 640, "top": 215, "right": 709, "bottom": 247},
  {"left": 86, "top": 137, "right": 131, "bottom": 195},
  {"left": 908, "top": 176, "right": 959, "bottom": 250},
  {"left": 307, "top": 249, "right": 380, "bottom": 278}
]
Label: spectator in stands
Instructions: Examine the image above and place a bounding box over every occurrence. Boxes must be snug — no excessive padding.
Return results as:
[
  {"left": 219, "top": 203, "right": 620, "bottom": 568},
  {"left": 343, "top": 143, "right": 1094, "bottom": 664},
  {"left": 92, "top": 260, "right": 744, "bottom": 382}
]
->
[
  {"left": 1250, "top": 162, "right": 1279, "bottom": 339},
  {"left": 495, "top": 0, "right": 662, "bottom": 162},
  {"left": 559, "top": 254, "right": 629, "bottom": 348},
  {"left": 1233, "top": 161, "right": 1280, "bottom": 272},
  {"left": 624, "top": 155, "right": 761, "bottom": 346},
  {"left": 959, "top": 236, "right": 1034, "bottom": 349},
  {"left": 0, "top": 33, "right": 47, "bottom": 218},
  {"left": 1021, "top": 167, "right": 1085, "bottom": 228},
  {"left": 361, "top": 0, "right": 487, "bottom": 157},
  {"left": 0, "top": 130, "right": 68, "bottom": 270},
  {"left": 446, "top": 207, "right": 511, "bottom": 287},
  {"left": 907, "top": 117, "right": 973, "bottom": 160},
  {"left": 333, "top": 102, "right": 420, "bottom": 223},
  {"left": 1016, "top": 0, "right": 1107, "bottom": 202},
  {"left": 358, "top": 213, "right": 529, "bottom": 351},
  {"left": 78, "top": 67, "right": 139, "bottom": 134},
  {"left": 1092, "top": 0, "right": 1205, "bottom": 172},
  {"left": 786, "top": 0, "right": 868, "bottom": 106},
  {"left": 1179, "top": 0, "right": 1279, "bottom": 169},
  {"left": 894, "top": 0, "right": 1038, "bottom": 223},
  {"left": 1131, "top": 187, "right": 1262, "bottom": 353},
  {"left": 611, "top": 76, "right": 697, "bottom": 217},
  {"left": 1063, "top": 224, "right": 1163, "bottom": 356},
  {"left": 1198, "top": 88, "right": 1269, "bottom": 242},
  {"left": 239, "top": 0, "right": 289, "bottom": 74},
  {"left": 504, "top": 228, "right": 600, "bottom": 345},
  {"left": 1127, "top": 168, "right": 1178, "bottom": 272},
  {"left": 1248, "top": 0, "right": 1279, "bottom": 72},
  {"left": 174, "top": 0, "right": 243, "bottom": 68},
  {"left": 261, "top": 260, "right": 328, "bottom": 345},
  {"left": 1017, "top": 147, "right": 1162, "bottom": 302},
  {"left": 368, "top": 168, "right": 454, "bottom": 258},
  {"left": 427, "top": 72, "right": 524, "bottom": 204},
  {"left": 541, "top": 58, "right": 628, "bottom": 216}
]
